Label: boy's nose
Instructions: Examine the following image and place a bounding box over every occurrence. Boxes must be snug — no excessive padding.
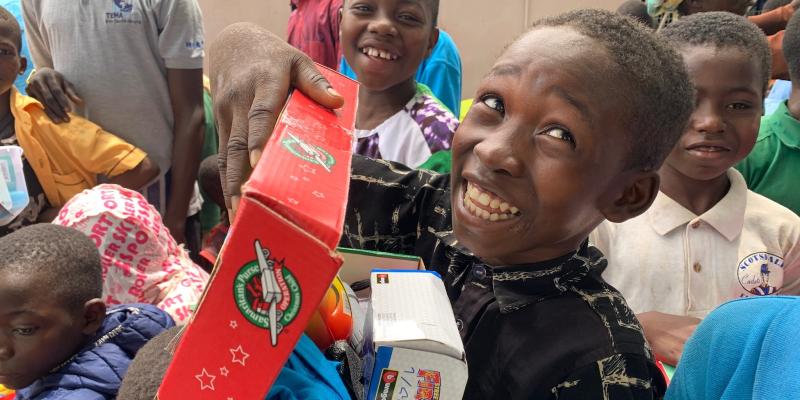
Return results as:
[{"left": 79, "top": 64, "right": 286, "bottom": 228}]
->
[
  {"left": 473, "top": 134, "right": 524, "bottom": 178},
  {"left": 0, "top": 342, "right": 12, "bottom": 361},
  {"left": 368, "top": 15, "right": 398, "bottom": 37},
  {"left": 691, "top": 105, "right": 725, "bottom": 134}
]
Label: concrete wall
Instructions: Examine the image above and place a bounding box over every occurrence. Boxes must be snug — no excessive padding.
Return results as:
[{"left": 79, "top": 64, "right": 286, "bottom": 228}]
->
[{"left": 198, "top": 0, "right": 623, "bottom": 96}]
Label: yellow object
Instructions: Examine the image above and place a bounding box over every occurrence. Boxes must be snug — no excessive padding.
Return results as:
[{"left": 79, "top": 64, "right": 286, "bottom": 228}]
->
[
  {"left": 459, "top": 98, "right": 473, "bottom": 122},
  {"left": 10, "top": 88, "right": 147, "bottom": 207},
  {"left": 0, "top": 384, "right": 13, "bottom": 397}
]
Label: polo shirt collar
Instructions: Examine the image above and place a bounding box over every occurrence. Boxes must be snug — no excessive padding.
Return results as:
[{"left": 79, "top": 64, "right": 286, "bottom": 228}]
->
[
  {"left": 648, "top": 169, "right": 746, "bottom": 241},
  {"left": 767, "top": 101, "right": 800, "bottom": 149}
]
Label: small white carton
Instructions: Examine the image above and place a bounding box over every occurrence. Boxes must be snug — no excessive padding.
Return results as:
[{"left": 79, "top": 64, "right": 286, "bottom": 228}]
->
[{"left": 365, "top": 270, "right": 468, "bottom": 400}]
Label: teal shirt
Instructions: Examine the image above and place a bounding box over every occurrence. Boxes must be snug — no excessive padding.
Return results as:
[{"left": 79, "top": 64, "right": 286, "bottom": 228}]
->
[{"left": 736, "top": 101, "right": 800, "bottom": 215}]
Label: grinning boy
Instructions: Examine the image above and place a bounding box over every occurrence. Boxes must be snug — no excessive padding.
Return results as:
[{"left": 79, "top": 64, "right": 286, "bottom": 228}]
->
[
  {"left": 210, "top": 9, "right": 694, "bottom": 399},
  {"left": 0, "top": 224, "right": 174, "bottom": 399},
  {"left": 593, "top": 12, "right": 800, "bottom": 366},
  {"left": 341, "top": 0, "right": 458, "bottom": 170}
]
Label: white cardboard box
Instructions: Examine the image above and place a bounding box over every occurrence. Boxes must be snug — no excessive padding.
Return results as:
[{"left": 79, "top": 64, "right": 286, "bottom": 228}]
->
[{"left": 365, "top": 270, "right": 468, "bottom": 400}]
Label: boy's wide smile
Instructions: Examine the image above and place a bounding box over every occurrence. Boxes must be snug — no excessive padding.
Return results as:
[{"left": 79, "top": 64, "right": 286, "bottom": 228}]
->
[
  {"left": 359, "top": 45, "right": 399, "bottom": 61},
  {"left": 462, "top": 180, "right": 520, "bottom": 221}
]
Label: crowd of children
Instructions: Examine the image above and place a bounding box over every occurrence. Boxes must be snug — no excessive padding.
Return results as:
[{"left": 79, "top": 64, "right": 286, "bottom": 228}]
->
[{"left": 1, "top": 0, "right": 800, "bottom": 399}]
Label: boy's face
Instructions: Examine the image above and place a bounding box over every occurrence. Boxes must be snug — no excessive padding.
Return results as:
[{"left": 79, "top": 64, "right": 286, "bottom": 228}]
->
[
  {"left": 663, "top": 45, "right": 762, "bottom": 182},
  {"left": 341, "top": 0, "right": 437, "bottom": 91},
  {"left": 0, "top": 270, "right": 98, "bottom": 389},
  {"left": 0, "top": 26, "right": 22, "bottom": 96},
  {"left": 450, "top": 27, "right": 641, "bottom": 265}
]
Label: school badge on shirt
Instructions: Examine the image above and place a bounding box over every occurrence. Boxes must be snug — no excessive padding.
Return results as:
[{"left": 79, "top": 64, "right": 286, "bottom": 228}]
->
[{"left": 738, "top": 252, "right": 784, "bottom": 296}]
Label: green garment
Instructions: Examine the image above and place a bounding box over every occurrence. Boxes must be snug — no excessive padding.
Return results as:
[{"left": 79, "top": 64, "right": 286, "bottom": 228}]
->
[{"left": 736, "top": 100, "right": 800, "bottom": 215}]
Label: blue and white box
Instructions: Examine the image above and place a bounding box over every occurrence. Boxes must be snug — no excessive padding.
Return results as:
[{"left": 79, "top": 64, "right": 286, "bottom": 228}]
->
[{"left": 364, "top": 270, "right": 467, "bottom": 400}]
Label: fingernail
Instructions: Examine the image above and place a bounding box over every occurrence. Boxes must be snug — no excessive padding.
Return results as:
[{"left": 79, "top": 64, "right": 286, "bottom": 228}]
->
[
  {"left": 327, "top": 87, "right": 341, "bottom": 97},
  {"left": 249, "top": 149, "right": 262, "bottom": 168}
]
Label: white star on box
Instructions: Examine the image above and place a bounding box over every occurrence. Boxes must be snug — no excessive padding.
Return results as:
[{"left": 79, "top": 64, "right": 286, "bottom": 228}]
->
[
  {"left": 220, "top": 366, "right": 229, "bottom": 377},
  {"left": 312, "top": 190, "right": 325, "bottom": 199},
  {"left": 230, "top": 345, "right": 250, "bottom": 366},
  {"left": 290, "top": 175, "right": 299, "bottom": 181},
  {"left": 229, "top": 320, "right": 237, "bottom": 329},
  {"left": 288, "top": 198, "right": 300, "bottom": 205},
  {"left": 195, "top": 368, "right": 216, "bottom": 391}
]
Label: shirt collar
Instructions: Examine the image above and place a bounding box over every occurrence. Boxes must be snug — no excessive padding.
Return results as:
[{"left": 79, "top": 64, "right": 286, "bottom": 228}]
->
[
  {"left": 434, "top": 231, "right": 605, "bottom": 313},
  {"left": 648, "top": 169, "right": 746, "bottom": 241},
  {"left": 766, "top": 101, "right": 800, "bottom": 149}
]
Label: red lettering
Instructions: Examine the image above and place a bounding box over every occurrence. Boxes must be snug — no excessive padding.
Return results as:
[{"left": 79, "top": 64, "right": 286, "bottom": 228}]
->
[
  {"left": 135, "top": 230, "right": 148, "bottom": 244},
  {"left": 104, "top": 200, "right": 118, "bottom": 210}
]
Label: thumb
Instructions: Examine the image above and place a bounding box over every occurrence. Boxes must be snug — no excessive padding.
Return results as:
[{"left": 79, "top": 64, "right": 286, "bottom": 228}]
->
[{"left": 291, "top": 56, "right": 345, "bottom": 110}]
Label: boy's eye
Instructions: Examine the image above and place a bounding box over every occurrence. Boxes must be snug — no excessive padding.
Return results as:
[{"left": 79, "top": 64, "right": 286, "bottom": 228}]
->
[
  {"left": 12, "top": 326, "right": 38, "bottom": 336},
  {"left": 0, "top": 49, "right": 13, "bottom": 56},
  {"left": 727, "top": 102, "right": 752, "bottom": 111},
  {"left": 540, "top": 127, "right": 575, "bottom": 145},
  {"left": 480, "top": 95, "right": 505, "bottom": 115},
  {"left": 398, "top": 13, "right": 422, "bottom": 24},
  {"left": 351, "top": 3, "right": 372, "bottom": 13}
]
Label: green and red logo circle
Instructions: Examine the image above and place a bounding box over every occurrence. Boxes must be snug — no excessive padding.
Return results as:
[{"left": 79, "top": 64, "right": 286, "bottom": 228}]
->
[
  {"left": 281, "top": 136, "right": 336, "bottom": 170},
  {"left": 233, "top": 259, "right": 302, "bottom": 330}
]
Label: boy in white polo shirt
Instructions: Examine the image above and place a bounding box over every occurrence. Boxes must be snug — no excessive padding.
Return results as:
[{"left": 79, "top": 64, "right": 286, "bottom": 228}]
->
[{"left": 591, "top": 12, "right": 800, "bottom": 367}]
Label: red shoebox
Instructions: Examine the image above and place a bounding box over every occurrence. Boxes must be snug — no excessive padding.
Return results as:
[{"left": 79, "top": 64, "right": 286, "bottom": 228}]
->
[{"left": 158, "top": 66, "right": 357, "bottom": 399}]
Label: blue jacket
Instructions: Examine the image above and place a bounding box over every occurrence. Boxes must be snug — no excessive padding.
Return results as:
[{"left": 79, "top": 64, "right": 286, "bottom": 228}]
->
[
  {"left": 16, "top": 304, "right": 174, "bottom": 400},
  {"left": 666, "top": 296, "right": 800, "bottom": 400}
]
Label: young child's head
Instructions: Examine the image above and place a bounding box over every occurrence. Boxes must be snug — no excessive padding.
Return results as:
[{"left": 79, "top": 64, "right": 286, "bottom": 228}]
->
[
  {"left": 660, "top": 12, "right": 770, "bottom": 183},
  {"left": 116, "top": 326, "right": 182, "bottom": 400},
  {"left": 0, "top": 224, "right": 106, "bottom": 390},
  {"left": 0, "top": 6, "right": 25, "bottom": 96},
  {"left": 782, "top": 9, "right": 800, "bottom": 84},
  {"left": 618, "top": 0, "right": 655, "bottom": 28},
  {"left": 340, "top": 0, "right": 439, "bottom": 91},
  {"left": 450, "top": 9, "right": 694, "bottom": 265}
]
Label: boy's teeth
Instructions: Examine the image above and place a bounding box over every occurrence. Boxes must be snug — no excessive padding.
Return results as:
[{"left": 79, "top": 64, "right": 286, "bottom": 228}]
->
[
  {"left": 362, "top": 47, "right": 397, "bottom": 60},
  {"left": 463, "top": 181, "right": 520, "bottom": 221}
]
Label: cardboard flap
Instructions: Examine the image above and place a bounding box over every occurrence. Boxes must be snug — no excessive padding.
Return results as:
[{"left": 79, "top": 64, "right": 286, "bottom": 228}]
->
[
  {"left": 245, "top": 67, "right": 357, "bottom": 249},
  {"left": 370, "top": 271, "right": 465, "bottom": 359},
  {"left": 337, "top": 247, "right": 425, "bottom": 286}
]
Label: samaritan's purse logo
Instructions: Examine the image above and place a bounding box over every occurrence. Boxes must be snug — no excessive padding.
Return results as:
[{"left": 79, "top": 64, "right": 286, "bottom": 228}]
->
[
  {"left": 737, "top": 252, "right": 785, "bottom": 296},
  {"left": 233, "top": 241, "right": 302, "bottom": 346},
  {"left": 281, "top": 135, "right": 335, "bottom": 170}
]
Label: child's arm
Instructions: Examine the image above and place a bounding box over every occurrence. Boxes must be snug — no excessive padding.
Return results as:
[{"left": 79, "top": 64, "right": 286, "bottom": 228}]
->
[
  {"left": 637, "top": 311, "right": 701, "bottom": 367},
  {"left": 49, "top": 114, "right": 160, "bottom": 191},
  {"left": 106, "top": 156, "right": 159, "bottom": 191}
]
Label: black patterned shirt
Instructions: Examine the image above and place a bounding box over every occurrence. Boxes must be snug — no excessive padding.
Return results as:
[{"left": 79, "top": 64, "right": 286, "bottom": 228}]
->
[{"left": 341, "top": 156, "right": 667, "bottom": 400}]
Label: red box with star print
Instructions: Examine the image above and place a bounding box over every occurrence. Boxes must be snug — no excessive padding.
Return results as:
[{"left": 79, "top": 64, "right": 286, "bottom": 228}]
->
[{"left": 157, "top": 66, "right": 357, "bottom": 399}]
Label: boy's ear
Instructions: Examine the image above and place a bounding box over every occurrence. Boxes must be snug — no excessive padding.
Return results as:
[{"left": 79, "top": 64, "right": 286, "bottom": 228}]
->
[
  {"left": 599, "top": 170, "right": 660, "bottom": 223},
  {"left": 18, "top": 56, "right": 26, "bottom": 75},
  {"left": 426, "top": 27, "right": 439, "bottom": 58},
  {"left": 81, "top": 299, "right": 107, "bottom": 335}
]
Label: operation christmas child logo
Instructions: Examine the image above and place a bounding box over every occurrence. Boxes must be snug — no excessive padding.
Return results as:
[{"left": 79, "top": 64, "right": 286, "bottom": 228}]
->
[
  {"left": 233, "top": 240, "right": 302, "bottom": 346},
  {"left": 281, "top": 134, "right": 336, "bottom": 171}
]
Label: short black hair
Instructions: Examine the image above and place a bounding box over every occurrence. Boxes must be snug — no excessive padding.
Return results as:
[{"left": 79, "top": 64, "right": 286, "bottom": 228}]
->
[
  {"left": 0, "top": 5, "right": 21, "bottom": 51},
  {"left": 617, "top": 0, "right": 654, "bottom": 28},
  {"left": 763, "top": 0, "right": 791, "bottom": 12},
  {"left": 661, "top": 12, "right": 772, "bottom": 93},
  {"left": 0, "top": 224, "right": 103, "bottom": 310},
  {"left": 117, "top": 326, "right": 182, "bottom": 400},
  {"left": 783, "top": 8, "right": 800, "bottom": 81},
  {"left": 529, "top": 9, "right": 694, "bottom": 171}
]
